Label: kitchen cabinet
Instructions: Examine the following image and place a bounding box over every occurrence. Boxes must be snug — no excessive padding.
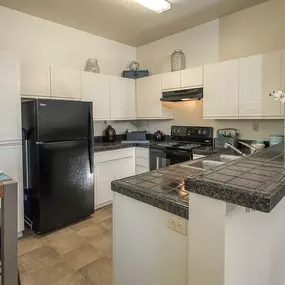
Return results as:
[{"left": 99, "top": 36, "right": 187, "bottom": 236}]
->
[
  {"left": 239, "top": 51, "right": 284, "bottom": 118},
  {"left": 20, "top": 63, "right": 50, "bottom": 98},
  {"left": 50, "top": 66, "right": 82, "bottom": 100},
  {"left": 136, "top": 75, "right": 173, "bottom": 119},
  {"left": 203, "top": 59, "right": 239, "bottom": 119},
  {"left": 135, "top": 147, "right": 149, "bottom": 174},
  {"left": 110, "top": 76, "right": 136, "bottom": 120},
  {"left": 162, "top": 71, "right": 181, "bottom": 90},
  {"left": 0, "top": 51, "right": 22, "bottom": 141},
  {"left": 82, "top": 71, "right": 110, "bottom": 120},
  {"left": 180, "top": 66, "right": 203, "bottom": 88},
  {"left": 94, "top": 148, "right": 135, "bottom": 209},
  {"left": 0, "top": 142, "right": 24, "bottom": 233}
]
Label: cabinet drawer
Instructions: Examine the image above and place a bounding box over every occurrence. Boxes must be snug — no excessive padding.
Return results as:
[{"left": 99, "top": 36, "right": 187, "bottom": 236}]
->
[
  {"left": 95, "top": 148, "right": 134, "bottom": 164},
  {"left": 135, "top": 147, "right": 149, "bottom": 158},
  {"left": 136, "top": 157, "right": 149, "bottom": 168}
]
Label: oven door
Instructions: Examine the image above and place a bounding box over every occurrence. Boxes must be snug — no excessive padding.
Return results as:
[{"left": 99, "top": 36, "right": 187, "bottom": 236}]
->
[{"left": 149, "top": 148, "right": 192, "bottom": 171}]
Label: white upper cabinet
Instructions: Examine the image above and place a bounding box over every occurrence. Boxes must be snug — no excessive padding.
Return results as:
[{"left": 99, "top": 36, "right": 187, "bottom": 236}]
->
[
  {"left": 239, "top": 51, "right": 284, "bottom": 118},
  {"left": 180, "top": 66, "right": 203, "bottom": 88},
  {"left": 110, "top": 76, "right": 136, "bottom": 120},
  {"left": 82, "top": 72, "right": 110, "bottom": 120},
  {"left": 203, "top": 59, "right": 239, "bottom": 119},
  {"left": 0, "top": 51, "right": 21, "bottom": 141},
  {"left": 136, "top": 75, "right": 173, "bottom": 119},
  {"left": 20, "top": 63, "right": 50, "bottom": 97},
  {"left": 50, "top": 66, "right": 82, "bottom": 99},
  {"left": 161, "top": 71, "right": 181, "bottom": 90}
]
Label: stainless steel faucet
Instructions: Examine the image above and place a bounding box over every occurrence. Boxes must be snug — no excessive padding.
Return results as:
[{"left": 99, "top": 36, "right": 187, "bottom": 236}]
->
[
  {"left": 224, "top": 142, "right": 246, "bottom": 156},
  {"left": 238, "top": 141, "right": 257, "bottom": 154}
]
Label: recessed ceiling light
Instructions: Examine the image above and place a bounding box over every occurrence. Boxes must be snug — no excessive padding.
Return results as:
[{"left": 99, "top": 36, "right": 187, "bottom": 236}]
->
[{"left": 134, "top": 0, "right": 171, "bottom": 14}]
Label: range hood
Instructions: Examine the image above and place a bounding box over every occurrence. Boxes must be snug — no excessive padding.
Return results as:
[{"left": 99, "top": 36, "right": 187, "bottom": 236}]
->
[{"left": 160, "top": 87, "right": 203, "bottom": 102}]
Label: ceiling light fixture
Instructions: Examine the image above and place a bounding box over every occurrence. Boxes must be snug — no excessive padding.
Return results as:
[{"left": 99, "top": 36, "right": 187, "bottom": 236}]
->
[{"left": 134, "top": 0, "right": 171, "bottom": 14}]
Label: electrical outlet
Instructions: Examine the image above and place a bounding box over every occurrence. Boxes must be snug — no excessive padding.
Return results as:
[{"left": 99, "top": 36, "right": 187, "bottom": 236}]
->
[
  {"left": 252, "top": 121, "right": 259, "bottom": 132},
  {"left": 168, "top": 217, "right": 187, "bottom": 235}
]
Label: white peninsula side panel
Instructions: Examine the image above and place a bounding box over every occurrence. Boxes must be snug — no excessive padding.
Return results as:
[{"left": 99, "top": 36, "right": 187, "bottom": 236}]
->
[
  {"left": 188, "top": 193, "right": 285, "bottom": 285},
  {"left": 113, "top": 193, "right": 188, "bottom": 285}
]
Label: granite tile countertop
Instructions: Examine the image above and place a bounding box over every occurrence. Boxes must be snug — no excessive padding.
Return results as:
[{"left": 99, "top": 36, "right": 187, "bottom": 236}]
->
[
  {"left": 185, "top": 143, "right": 285, "bottom": 213},
  {"left": 111, "top": 165, "right": 203, "bottom": 219}
]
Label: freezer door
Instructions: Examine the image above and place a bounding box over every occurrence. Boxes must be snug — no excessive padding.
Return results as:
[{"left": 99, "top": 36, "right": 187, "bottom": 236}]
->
[
  {"left": 36, "top": 99, "right": 93, "bottom": 142},
  {"left": 33, "top": 140, "right": 94, "bottom": 234}
]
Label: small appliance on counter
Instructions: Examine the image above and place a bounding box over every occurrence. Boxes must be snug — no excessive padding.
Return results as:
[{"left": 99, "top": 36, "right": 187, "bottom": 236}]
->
[
  {"left": 214, "top": 128, "right": 239, "bottom": 148},
  {"left": 122, "top": 131, "right": 149, "bottom": 144},
  {"left": 153, "top": 130, "right": 165, "bottom": 141},
  {"left": 103, "top": 125, "right": 116, "bottom": 142},
  {"left": 149, "top": 126, "right": 214, "bottom": 170}
]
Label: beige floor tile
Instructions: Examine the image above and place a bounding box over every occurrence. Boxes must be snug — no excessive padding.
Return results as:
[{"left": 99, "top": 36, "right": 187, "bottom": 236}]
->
[
  {"left": 78, "top": 256, "right": 113, "bottom": 285},
  {"left": 71, "top": 218, "right": 95, "bottom": 232},
  {"left": 20, "top": 272, "right": 36, "bottom": 285},
  {"left": 76, "top": 223, "right": 107, "bottom": 243},
  {"left": 63, "top": 243, "right": 103, "bottom": 270},
  {"left": 18, "top": 235, "right": 47, "bottom": 256},
  {"left": 89, "top": 231, "right": 112, "bottom": 254},
  {"left": 53, "top": 272, "right": 88, "bottom": 285},
  {"left": 91, "top": 208, "right": 112, "bottom": 224},
  {"left": 19, "top": 245, "right": 59, "bottom": 271},
  {"left": 46, "top": 231, "right": 86, "bottom": 256},
  {"left": 100, "top": 218, "right": 112, "bottom": 232},
  {"left": 19, "top": 261, "right": 27, "bottom": 274},
  {"left": 45, "top": 227, "right": 74, "bottom": 243},
  {"left": 29, "top": 256, "right": 73, "bottom": 285}
]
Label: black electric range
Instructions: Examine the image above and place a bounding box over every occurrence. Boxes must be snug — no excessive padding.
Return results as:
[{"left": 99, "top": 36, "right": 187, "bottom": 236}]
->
[{"left": 149, "top": 126, "right": 213, "bottom": 170}]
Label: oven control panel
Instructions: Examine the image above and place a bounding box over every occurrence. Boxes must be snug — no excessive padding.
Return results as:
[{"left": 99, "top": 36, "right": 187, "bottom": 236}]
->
[{"left": 171, "top": 126, "right": 213, "bottom": 138}]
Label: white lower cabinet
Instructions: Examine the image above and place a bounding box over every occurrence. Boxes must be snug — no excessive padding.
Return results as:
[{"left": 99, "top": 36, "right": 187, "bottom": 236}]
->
[
  {"left": 0, "top": 142, "right": 24, "bottom": 233},
  {"left": 94, "top": 148, "right": 135, "bottom": 209},
  {"left": 135, "top": 147, "right": 149, "bottom": 174}
]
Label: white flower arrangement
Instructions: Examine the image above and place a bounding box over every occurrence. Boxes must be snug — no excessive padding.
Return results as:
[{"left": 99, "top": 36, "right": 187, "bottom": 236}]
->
[{"left": 269, "top": 90, "right": 285, "bottom": 103}]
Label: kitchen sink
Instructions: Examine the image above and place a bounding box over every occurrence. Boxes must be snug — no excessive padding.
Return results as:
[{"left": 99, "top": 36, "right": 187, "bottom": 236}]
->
[{"left": 180, "top": 154, "right": 240, "bottom": 170}]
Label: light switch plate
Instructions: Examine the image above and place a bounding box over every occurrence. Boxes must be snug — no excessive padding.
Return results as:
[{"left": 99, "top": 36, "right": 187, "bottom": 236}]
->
[
  {"left": 168, "top": 216, "right": 187, "bottom": 235},
  {"left": 252, "top": 121, "right": 259, "bottom": 132}
]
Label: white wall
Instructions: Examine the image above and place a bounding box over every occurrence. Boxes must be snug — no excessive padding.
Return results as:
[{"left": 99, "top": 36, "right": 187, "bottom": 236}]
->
[
  {"left": 0, "top": 6, "right": 137, "bottom": 135},
  {"left": 137, "top": 20, "right": 219, "bottom": 75}
]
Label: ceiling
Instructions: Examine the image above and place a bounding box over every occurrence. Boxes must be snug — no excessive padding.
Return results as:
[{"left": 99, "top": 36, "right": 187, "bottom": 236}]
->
[{"left": 0, "top": 0, "right": 270, "bottom": 47}]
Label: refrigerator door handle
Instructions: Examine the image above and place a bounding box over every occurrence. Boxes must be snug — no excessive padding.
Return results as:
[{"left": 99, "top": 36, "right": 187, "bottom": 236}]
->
[
  {"left": 22, "top": 129, "right": 31, "bottom": 189},
  {"left": 88, "top": 106, "right": 94, "bottom": 174}
]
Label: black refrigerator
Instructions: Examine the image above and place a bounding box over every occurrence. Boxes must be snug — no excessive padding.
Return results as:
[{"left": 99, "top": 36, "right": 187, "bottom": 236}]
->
[{"left": 22, "top": 99, "right": 94, "bottom": 234}]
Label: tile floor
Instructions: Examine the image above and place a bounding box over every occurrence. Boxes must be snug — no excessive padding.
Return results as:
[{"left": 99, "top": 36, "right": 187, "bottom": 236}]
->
[{"left": 18, "top": 205, "right": 113, "bottom": 285}]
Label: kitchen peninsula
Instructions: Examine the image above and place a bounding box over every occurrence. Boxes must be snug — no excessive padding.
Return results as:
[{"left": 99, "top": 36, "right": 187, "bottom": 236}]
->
[{"left": 112, "top": 143, "right": 285, "bottom": 285}]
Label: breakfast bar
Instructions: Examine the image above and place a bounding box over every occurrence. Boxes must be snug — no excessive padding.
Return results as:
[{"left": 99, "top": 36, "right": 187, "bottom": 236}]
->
[{"left": 112, "top": 143, "right": 285, "bottom": 285}]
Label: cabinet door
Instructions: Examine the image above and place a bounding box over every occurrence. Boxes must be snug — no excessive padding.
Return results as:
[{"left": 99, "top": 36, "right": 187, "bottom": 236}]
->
[
  {"left": 136, "top": 165, "right": 149, "bottom": 174},
  {"left": 281, "top": 50, "right": 285, "bottom": 115},
  {"left": 110, "top": 77, "right": 136, "bottom": 120},
  {"left": 113, "top": 156, "right": 135, "bottom": 180},
  {"left": 203, "top": 60, "right": 239, "bottom": 119},
  {"left": 137, "top": 75, "right": 164, "bottom": 118},
  {"left": 50, "top": 66, "right": 82, "bottom": 99},
  {"left": 239, "top": 51, "right": 283, "bottom": 118},
  {"left": 82, "top": 72, "right": 110, "bottom": 120},
  {"left": 20, "top": 63, "right": 50, "bottom": 97},
  {"left": 95, "top": 161, "right": 114, "bottom": 207},
  {"left": 0, "top": 143, "right": 24, "bottom": 233},
  {"left": 181, "top": 67, "right": 203, "bottom": 88},
  {"left": 161, "top": 71, "right": 181, "bottom": 90},
  {"left": 0, "top": 51, "right": 21, "bottom": 141}
]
